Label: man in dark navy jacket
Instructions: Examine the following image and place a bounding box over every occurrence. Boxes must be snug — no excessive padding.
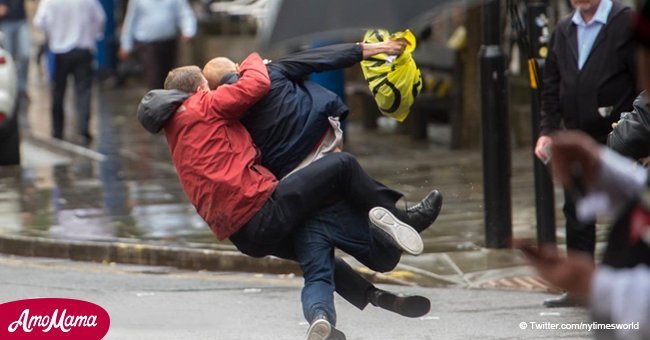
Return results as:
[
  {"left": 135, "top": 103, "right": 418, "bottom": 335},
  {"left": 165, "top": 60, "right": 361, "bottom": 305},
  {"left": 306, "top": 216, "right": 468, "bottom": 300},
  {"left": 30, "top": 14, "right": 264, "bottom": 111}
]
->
[
  {"left": 533, "top": 0, "right": 637, "bottom": 307},
  {"left": 206, "top": 43, "right": 378, "bottom": 178},
  {"left": 204, "top": 42, "right": 442, "bottom": 338}
]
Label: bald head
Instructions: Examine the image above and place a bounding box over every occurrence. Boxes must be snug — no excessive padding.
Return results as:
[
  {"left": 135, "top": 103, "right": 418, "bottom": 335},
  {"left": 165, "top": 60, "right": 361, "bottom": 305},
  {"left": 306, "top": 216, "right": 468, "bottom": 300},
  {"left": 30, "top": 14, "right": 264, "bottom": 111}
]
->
[{"left": 203, "top": 57, "right": 238, "bottom": 90}]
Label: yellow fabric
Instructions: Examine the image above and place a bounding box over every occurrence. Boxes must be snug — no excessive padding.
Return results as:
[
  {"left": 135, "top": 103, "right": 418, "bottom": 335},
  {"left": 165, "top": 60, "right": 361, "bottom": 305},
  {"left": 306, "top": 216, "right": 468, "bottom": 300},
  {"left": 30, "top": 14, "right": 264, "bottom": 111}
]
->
[{"left": 361, "top": 29, "right": 423, "bottom": 122}]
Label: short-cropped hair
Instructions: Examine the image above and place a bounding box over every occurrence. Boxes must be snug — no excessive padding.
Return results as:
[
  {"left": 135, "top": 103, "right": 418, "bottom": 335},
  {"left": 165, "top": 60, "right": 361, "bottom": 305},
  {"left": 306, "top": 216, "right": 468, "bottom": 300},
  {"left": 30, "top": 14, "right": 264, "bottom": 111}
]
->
[
  {"left": 164, "top": 66, "right": 204, "bottom": 93},
  {"left": 203, "top": 57, "right": 237, "bottom": 90}
]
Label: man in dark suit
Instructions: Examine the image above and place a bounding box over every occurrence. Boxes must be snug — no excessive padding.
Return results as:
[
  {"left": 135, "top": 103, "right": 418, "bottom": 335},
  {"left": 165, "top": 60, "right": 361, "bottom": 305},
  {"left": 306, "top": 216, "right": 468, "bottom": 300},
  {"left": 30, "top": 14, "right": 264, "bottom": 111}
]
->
[
  {"left": 533, "top": 0, "right": 637, "bottom": 307},
  {"left": 523, "top": 3, "right": 650, "bottom": 336}
]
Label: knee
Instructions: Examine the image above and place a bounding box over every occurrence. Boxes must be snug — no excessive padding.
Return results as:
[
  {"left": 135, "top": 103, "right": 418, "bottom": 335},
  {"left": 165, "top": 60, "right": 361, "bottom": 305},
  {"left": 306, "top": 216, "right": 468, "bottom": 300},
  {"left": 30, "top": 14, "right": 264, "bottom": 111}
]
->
[
  {"left": 298, "top": 250, "right": 336, "bottom": 283},
  {"left": 302, "top": 262, "right": 335, "bottom": 285},
  {"left": 336, "top": 152, "right": 356, "bottom": 164},
  {"left": 365, "top": 252, "right": 401, "bottom": 273},
  {"left": 330, "top": 152, "right": 360, "bottom": 170}
]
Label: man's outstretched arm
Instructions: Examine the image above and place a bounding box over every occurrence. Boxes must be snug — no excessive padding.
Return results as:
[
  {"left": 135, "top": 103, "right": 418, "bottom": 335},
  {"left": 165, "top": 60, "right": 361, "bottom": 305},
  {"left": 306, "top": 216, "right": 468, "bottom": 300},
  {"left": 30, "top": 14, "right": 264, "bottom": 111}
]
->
[{"left": 273, "top": 40, "right": 406, "bottom": 80}]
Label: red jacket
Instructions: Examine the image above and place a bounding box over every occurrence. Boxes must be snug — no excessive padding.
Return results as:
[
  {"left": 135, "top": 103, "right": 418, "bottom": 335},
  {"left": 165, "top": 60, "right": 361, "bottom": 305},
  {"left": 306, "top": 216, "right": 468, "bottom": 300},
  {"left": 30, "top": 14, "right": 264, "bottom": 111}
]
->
[{"left": 163, "top": 53, "right": 277, "bottom": 240}]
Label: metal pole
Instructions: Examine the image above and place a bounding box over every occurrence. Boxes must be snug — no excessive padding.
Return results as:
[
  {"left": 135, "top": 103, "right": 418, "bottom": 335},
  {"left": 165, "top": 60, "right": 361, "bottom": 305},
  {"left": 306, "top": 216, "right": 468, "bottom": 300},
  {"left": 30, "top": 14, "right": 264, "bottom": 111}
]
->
[
  {"left": 480, "top": 0, "right": 512, "bottom": 248},
  {"left": 525, "top": 0, "right": 557, "bottom": 246}
]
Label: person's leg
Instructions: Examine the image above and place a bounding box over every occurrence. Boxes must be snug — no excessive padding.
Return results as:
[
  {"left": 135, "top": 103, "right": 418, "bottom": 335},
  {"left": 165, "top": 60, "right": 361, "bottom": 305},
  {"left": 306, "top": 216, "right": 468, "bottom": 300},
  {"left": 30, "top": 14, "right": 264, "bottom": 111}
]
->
[
  {"left": 253, "top": 202, "right": 429, "bottom": 317},
  {"left": 290, "top": 201, "right": 407, "bottom": 322},
  {"left": 239, "top": 152, "right": 401, "bottom": 245},
  {"left": 134, "top": 41, "right": 161, "bottom": 90},
  {"left": 153, "top": 39, "right": 178, "bottom": 90},
  {"left": 0, "top": 20, "right": 31, "bottom": 95},
  {"left": 15, "top": 20, "right": 31, "bottom": 95},
  {"left": 72, "top": 49, "right": 94, "bottom": 141},
  {"left": 563, "top": 189, "right": 596, "bottom": 257},
  {"left": 319, "top": 203, "right": 401, "bottom": 273},
  {"left": 261, "top": 152, "right": 401, "bottom": 237},
  {"left": 231, "top": 219, "right": 359, "bottom": 335},
  {"left": 279, "top": 153, "right": 442, "bottom": 233},
  {"left": 51, "top": 52, "right": 71, "bottom": 139},
  {"left": 231, "top": 216, "right": 383, "bottom": 315},
  {"left": 0, "top": 21, "right": 17, "bottom": 65},
  {"left": 319, "top": 202, "right": 431, "bottom": 317},
  {"left": 241, "top": 152, "right": 432, "bottom": 255},
  {"left": 544, "top": 189, "right": 596, "bottom": 308},
  {"left": 292, "top": 218, "right": 337, "bottom": 326}
]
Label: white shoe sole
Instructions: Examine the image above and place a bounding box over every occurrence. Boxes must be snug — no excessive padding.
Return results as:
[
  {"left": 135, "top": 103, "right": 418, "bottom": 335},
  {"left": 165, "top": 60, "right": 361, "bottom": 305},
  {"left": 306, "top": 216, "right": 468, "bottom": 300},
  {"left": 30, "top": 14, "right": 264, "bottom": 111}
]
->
[
  {"left": 305, "top": 318, "right": 331, "bottom": 340},
  {"left": 369, "top": 207, "right": 424, "bottom": 255}
]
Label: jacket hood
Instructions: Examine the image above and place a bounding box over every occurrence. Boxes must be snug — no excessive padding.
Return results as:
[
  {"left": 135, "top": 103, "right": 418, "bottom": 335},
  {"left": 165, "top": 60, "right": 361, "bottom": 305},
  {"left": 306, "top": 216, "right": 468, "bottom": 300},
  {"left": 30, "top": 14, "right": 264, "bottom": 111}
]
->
[{"left": 137, "top": 89, "right": 190, "bottom": 134}]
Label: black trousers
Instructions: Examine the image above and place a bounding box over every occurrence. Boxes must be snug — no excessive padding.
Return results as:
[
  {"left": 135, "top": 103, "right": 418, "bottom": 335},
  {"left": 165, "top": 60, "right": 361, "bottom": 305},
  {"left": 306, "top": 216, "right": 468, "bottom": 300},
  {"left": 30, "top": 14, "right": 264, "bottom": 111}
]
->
[
  {"left": 230, "top": 152, "right": 402, "bottom": 257},
  {"left": 561, "top": 133, "right": 607, "bottom": 258},
  {"left": 52, "top": 48, "right": 93, "bottom": 139},
  {"left": 563, "top": 189, "right": 596, "bottom": 257},
  {"left": 231, "top": 153, "right": 402, "bottom": 312},
  {"left": 134, "top": 38, "right": 178, "bottom": 90},
  {"left": 333, "top": 255, "right": 385, "bottom": 309}
]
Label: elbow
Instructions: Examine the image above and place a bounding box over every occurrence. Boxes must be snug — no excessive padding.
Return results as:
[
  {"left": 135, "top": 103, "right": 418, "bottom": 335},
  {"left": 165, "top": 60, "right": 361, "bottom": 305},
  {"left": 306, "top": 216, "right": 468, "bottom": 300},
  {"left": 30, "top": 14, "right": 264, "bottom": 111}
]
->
[
  {"left": 261, "top": 78, "right": 271, "bottom": 93},
  {"left": 254, "top": 77, "right": 271, "bottom": 98},
  {"left": 241, "top": 79, "right": 270, "bottom": 105},
  {"left": 253, "top": 83, "right": 270, "bottom": 101}
]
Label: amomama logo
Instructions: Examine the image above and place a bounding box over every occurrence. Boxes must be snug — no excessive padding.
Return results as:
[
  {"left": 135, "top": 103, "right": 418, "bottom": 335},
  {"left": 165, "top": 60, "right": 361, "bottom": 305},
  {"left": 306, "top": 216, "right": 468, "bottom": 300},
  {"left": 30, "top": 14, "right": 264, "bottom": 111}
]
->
[{"left": 0, "top": 298, "right": 110, "bottom": 339}]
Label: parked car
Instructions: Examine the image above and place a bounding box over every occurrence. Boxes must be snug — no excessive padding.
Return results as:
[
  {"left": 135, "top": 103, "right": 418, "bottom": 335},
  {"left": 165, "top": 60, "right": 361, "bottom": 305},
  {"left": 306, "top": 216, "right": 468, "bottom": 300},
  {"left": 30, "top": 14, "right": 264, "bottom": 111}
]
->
[{"left": 0, "top": 34, "right": 19, "bottom": 165}]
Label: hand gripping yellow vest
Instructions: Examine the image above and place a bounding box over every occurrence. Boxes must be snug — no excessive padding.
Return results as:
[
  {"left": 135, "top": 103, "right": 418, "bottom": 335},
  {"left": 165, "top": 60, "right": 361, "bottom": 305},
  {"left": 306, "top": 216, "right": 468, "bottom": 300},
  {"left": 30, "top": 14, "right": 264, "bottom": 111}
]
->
[{"left": 361, "top": 29, "right": 423, "bottom": 122}]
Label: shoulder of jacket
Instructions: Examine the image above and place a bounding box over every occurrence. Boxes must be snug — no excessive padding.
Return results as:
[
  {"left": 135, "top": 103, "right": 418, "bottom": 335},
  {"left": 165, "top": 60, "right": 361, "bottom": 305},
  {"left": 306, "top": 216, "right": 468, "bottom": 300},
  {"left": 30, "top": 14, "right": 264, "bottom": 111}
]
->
[
  {"left": 611, "top": 1, "right": 631, "bottom": 14},
  {"left": 554, "top": 15, "right": 574, "bottom": 37},
  {"left": 608, "top": 2, "right": 632, "bottom": 22}
]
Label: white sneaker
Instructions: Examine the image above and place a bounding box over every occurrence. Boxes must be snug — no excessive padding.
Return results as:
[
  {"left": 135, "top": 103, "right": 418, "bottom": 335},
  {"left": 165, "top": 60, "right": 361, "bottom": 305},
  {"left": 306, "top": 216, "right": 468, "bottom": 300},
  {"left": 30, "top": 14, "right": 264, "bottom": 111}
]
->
[
  {"left": 369, "top": 207, "right": 424, "bottom": 255},
  {"left": 304, "top": 316, "right": 331, "bottom": 340}
]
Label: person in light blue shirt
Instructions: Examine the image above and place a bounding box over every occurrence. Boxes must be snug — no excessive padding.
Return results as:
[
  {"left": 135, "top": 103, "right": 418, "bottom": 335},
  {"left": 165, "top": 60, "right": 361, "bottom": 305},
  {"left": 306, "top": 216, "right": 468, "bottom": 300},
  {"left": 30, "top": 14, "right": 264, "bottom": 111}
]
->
[
  {"left": 535, "top": 0, "right": 637, "bottom": 308},
  {"left": 119, "top": 0, "right": 197, "bottom": 89},
  {"left": 572, "top": 0, "right": 613, "bottom": 70}
]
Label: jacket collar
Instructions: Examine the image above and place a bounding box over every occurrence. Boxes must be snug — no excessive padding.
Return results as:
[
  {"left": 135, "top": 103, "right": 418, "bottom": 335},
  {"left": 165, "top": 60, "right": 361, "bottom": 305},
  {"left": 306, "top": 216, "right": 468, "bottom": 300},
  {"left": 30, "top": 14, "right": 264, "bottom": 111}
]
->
[{"left": 560, "top": 1, "right": 628, "bottom": 67}]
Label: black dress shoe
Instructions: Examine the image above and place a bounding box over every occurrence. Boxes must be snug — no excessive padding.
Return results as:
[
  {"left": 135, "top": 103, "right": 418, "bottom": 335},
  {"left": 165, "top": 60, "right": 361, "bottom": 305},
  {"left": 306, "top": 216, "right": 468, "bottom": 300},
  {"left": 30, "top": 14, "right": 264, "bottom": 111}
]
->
[
  {"left": 367, "top": 288, "right": 431, "bottom": 317},
  {"left": 543, "top": 293, "right": 582, "bottom": 308},
  {"left": 401, "top": 190, "right": 443, "bottom": 232}
]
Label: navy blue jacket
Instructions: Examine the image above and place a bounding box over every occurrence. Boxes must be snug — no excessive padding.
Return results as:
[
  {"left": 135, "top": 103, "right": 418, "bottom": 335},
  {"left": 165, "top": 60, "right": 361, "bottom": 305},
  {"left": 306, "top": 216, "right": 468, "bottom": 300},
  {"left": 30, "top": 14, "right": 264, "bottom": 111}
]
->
[{"left": 241, "top": 43, "right": 363, "bottom": 178}]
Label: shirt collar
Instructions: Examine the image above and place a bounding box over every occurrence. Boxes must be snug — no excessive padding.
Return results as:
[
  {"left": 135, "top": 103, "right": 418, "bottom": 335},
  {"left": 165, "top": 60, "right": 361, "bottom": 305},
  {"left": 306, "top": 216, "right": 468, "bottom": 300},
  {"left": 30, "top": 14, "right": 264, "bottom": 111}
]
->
[{"left": 572, "top": 0, "right": 613, "bottom": 26}]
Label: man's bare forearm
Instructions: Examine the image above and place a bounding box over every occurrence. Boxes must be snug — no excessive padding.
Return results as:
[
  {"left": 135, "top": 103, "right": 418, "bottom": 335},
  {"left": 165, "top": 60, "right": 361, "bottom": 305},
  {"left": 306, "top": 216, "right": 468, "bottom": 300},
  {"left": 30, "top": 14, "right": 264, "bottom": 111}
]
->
[{"left": 361, "top": 40, "right": 407, "bottom": 59}]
